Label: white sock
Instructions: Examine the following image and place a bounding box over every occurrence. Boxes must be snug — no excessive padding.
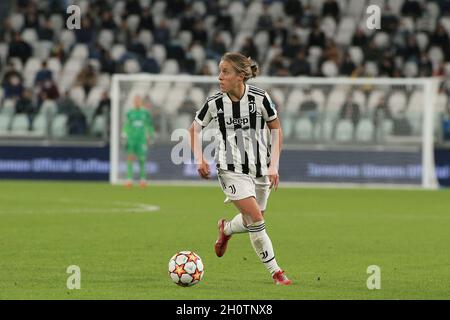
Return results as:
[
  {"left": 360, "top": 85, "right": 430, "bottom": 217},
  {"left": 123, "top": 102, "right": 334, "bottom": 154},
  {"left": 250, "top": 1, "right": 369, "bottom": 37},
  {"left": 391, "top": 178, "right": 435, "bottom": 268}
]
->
[
  {"left": 224, "top": 213, "right": 248, "bottom": 236},
  {"left": 248, "top": 220, "right": 281, "bottom": 275}
]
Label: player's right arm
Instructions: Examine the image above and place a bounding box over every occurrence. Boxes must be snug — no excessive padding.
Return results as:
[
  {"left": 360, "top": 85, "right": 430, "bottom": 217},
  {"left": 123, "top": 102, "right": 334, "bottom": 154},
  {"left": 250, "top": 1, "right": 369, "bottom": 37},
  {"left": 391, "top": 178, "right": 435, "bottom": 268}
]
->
[{"left": 188, "top": 101, "right": 213, "bottom": 179}]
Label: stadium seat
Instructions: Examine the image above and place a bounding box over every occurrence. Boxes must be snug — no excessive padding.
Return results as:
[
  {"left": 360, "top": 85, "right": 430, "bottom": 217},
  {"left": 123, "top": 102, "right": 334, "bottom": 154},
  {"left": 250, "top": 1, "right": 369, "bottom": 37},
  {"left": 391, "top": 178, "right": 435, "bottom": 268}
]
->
[
  {"left": 34, "top": 40, "right": 53, "bottom": 60},
  {"left": 190, "top": 44, "right": 206, "bottom": 72},
  {"left": 111, "top": 44, "right": 126, "bottom": 61},
  {"left": 356, "top": 119, "right": 374, "bottom": 142},
  {"left": 60, "top": 59, "right": 83, "bottom": 92},
  {"left": 22, "top": 28, "right": 38, "bottom": 45},
  {"left": 23, "top": 57, "right": 42, "bottom": 87},
  {"left": 373, "top": 32, "right": 390, "bottom": 49},
  {"left": 173, "top": 114, "right": 192, "bottom": 131},
  {"left": 192, "top": 1, "right": 207, "bottom": 16},
  {"left": 50, "top": 14, "right": 64, "bottom": 37},
  {"left": 98, "top": 29, "right": 115, "bottom": 50},
  {"left": 47, "top": 58, "right": 62, "bottom": 80},
  {"left": 326, "top": 88, "right": 347, "bottom": 113},
  {"left": 10, "top": 114, "right": 29, "bottom": 133},
  {"left": 124, "top": 59, "right": 141, "bottom": 74},
  {"left": 126, "top": 15, "right": 141, "bottom": 34},
  {"left": 31, "top": 113, "right": 48, "bottom": 137},
  {"left": 59, "top": 30, "right": 76, "bottom": 52},
  {"left": 321, "top": 17, "right": 337, "bottom": 39},
  {"left": 416, "top": 32, "right": 429, "bottom": 51},
  {"left": 178, "top": 30, "right": 192, "bottom": 50},
  {"left": 336, "top": 17, "right": 356, "bottom": 46},
  {"left": 0, "top": 43, "right": 8, "bottom": 64},
  {"left": 151, "top": 44, "right": 167, "bottom": 66},
  {"left": 285, "top": 89, "right": 304, "bottom": 114},
  {"left": 429, "top": 46, "right": 444, "bottom": 65},
  {"left": 189, "top": 87, "right": 206, "bottom": 108},
  {"left": 10, "top": 13, "right": 24, "bottom": 32},
  {"left": 69, "top": 86, "right": 86, "bottom": 107},
  {"left": 294, "top": 118, "right": 313, "bottom": 141},
  {"left": 321, "top": 60, "right": 339, "bottom": 77},
  {"left": 40, "top": 100, "right": 58, "bottom": 118},
  {"left": 365, "top": 61, "right": 379, "bottom": 76},
  {"left": 51, "top": 114, "right": 68, "bottom": 138},
  {"left": 70, "top": 44, "right": 89, "bottom": 60},
  {"left": 270, "top": 88, "right": 285, "bottom": 108},
  {"left": 334, "top": 119, "right": 354, "bottom": 142},
  {"left": 161, "top": 59, "right": 180, "bottom": 75},
  {"left": 1, "top": 99, "right": 16, "bottom": 117},
  {"left": 348, "top": 46, "right": 364, "bottom": 66},
  {"left": 348, "top": 0, "right": 366, "bottom": 19},
  {"left": 165, "top": 88, "right": 185, "bottom": 113},
  {"left": 138, "top": 30, "right": 153, "bottom": 50},
  {"left": 388, "top": 91, "right": 407, "bottom": 114},
  {"left": 390, "top": 0, "right": 405, "bottom": 15},
  {"left": 91, "top": 114, "right": 106, "bottom": 137},
  {"left": 10, "top": 57, "right": 23, "bottom": 73},
  {"left": 0, "top": 114, "right": 11, "bottom": 133}
]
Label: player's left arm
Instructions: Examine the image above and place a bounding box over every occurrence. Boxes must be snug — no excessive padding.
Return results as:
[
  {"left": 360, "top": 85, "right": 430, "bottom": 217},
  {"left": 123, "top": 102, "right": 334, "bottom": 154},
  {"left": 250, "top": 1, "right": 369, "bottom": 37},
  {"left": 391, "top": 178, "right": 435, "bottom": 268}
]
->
[{"left": 267, "top": 117, "right": 282, "bottom": 191}]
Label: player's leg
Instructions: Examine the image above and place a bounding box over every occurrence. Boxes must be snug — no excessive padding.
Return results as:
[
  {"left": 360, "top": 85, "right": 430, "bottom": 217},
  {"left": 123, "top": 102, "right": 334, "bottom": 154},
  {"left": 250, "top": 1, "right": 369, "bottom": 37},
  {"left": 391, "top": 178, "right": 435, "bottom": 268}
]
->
[
  {"left": 137, "top": 142, "right": 148, "bottom": 187},
  {"left": 125, "top": 143, "right": 135, "bottom": 187},
  {"left": 223, "top": 175, "right": 271, "bottom": 235},
  {"left": 233, "top": 196, "right": 291, "bottom": 285}
]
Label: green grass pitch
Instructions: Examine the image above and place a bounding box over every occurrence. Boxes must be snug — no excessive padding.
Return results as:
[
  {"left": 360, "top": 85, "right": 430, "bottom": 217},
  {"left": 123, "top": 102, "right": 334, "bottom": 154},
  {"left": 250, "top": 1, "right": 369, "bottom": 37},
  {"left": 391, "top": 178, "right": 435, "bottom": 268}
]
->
[{"left": 0, "top": 180, "right": 449, "bottom": 300}]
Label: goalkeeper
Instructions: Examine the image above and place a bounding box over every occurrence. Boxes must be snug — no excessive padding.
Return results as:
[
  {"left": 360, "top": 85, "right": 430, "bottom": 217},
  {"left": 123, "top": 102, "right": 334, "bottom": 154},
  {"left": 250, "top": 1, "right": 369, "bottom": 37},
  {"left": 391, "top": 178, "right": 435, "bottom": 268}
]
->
[{"left": 122, "top": 95, "right": 155, "bottom": 187}]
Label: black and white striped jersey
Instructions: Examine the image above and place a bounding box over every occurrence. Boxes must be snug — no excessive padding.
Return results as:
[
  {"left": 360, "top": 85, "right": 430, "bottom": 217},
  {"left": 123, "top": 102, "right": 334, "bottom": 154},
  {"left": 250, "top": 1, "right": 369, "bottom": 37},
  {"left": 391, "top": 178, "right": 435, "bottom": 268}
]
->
[{"left": 194, "top": 84, "right": 278, "bottom": 178}]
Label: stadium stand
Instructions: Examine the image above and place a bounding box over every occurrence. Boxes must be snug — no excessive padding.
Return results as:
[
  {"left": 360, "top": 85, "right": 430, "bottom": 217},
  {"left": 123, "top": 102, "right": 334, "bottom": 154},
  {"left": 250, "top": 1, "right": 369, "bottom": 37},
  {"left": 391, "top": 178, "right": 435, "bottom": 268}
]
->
[{"left": 0, "top": 0, "right": 450, "bottom": 143}]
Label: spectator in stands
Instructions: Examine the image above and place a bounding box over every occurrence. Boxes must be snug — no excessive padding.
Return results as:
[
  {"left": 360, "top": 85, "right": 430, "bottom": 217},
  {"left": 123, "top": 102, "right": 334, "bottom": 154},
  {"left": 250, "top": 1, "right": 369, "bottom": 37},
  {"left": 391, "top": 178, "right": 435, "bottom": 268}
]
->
[
  {"left": 57, "top": 91, "right": 77, "bottom": 115},
  {"left": 298, "top": 89, "right": 318, "bottom": 125},
  {"left": 206, "top": 33, "right": 227, "bottom": 61},
  {"left": 290, "top": 49, "right": 311, "bottom": 76},
  {"left": 153, "top": 19, "right": 171, "bottom": 44},
  {"left": 283, "top": 34, "right": 303, "bottom": 59},
  {"left": 38, "top": 18, "right": 54, "bottom": 41},
  {"left": 338, "top": 93, "right": 361, "bottom": 129},
  {"left": 298, "top": 4, "right": 318, "bottom": 28},
  {"left": 49, "top": 41, "right": 66, "bottom": 63},
  {"left": 38, "top": 79, "right": 59, "bottom": 107},
  {"left": 257, "top": 3, "right": 273, "bottom": 31},
  {"left": 15, "top": 88, "right": 36, "bottom": 129},
  {"left": 215, "top": 5, "right": 233, "bottom": 33},
  {"left": 429, "top": 23, "right": 450, "bottom": 61},
  {"left": 48, "top": 0, "right": 67, "bottom": 14},
  {"left": 418, "top": 52, "right": 433, "bottom": 76},
  {"left": 283, "top": 0, "right": 303, "bottom": 18},
  {"left": 34, "top": 60, "right": 53, "bottom": 86},
  {"left": 372, "top": 96, "right": 392, "bottom": 129},
  {"left": 351, "top": 27, "right": 368, "bottom": 48},
  {"left": 440, "top": 0, "right": 450, "bottom": 16},
  {"left": 240, "top": 37, "right": 258, "bottom": 61},
  {"left": 99, "top": 48, "right": 117, "bottom": 74},
  {"left": 93, "top": 90, "right": 111, "bottom": 121},
  {"left": 270, "top": 18, "right": 288, "bottom": 47},
  {"left": 15, "top": 0, "right": 32, "bottom": 13},
  {"left": 180, "top": 4, "right": 197, "bottom": 33},
  {"left": 401, "top": 35, "right": 421, "bottom": 62},
  {"left": 401, "top": 0, "right": 423, "bottom": 20},
  {"left": 364, "top": 39, "right": 382, "bottom": 63},
  {"left": 125, "top": 0, "right": 142, "bottom": 15},
  {"left": 378, "top": 52, "right": 396, "bottom": 77},
  {"left": 321, "top": 0, "right": 340, "bottom": 22},
  {"left": 381, "top": 5, "right": 400, "bottom": 33},
  {"left": 139, "top": 7, "right": 155, "bottom": 32},
  {"left": 199, "top": 63, "right": 213, "bottom": 76},
  {"left": 192, "top": 20, "right": 208, "bottom": 44},
  {"left": 308, "top": 23, "right": 326, "bottom": 49},
  {"left": 76, "top": 64, "right": 97, "bottom": 96},
  {"left": 75, "top": 15, "right": 94, "bottom": 44},
  {"left": 2, "top": 62, "right": 23, "bottom": 100},
  {"left": 24, "top": 5, "right": 39, "bottom": 29},
  {"left": 127, "top": 32, "right": 147, "bottom": 59},
  {"left": 268, "top": 53, "right": 289, "bottom": 76},
  {"left": 8, "top": 32, "right": 32, "bottom": 64},
  {"left": 340, "top": 52, "right": 357, "bottom": 76},
  {"left": 67, "top": 105, "right": 88, "bottom": 136},
  {"left": 100, "top": 11, "right": 117, "bottom": 30}
]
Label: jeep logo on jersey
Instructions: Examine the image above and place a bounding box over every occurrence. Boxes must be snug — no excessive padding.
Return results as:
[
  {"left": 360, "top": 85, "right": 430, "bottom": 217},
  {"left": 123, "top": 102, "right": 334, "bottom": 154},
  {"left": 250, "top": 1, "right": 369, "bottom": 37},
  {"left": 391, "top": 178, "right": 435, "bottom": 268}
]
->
[{"left": 226, "top": 117, "right": 249, "bottom": 126}]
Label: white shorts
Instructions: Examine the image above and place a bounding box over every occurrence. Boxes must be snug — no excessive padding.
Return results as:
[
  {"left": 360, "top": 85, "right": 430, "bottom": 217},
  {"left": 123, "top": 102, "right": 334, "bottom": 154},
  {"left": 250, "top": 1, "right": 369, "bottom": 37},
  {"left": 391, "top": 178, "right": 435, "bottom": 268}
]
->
[{"left": 217, "top": 169, "right": 271, "bottom": 211}]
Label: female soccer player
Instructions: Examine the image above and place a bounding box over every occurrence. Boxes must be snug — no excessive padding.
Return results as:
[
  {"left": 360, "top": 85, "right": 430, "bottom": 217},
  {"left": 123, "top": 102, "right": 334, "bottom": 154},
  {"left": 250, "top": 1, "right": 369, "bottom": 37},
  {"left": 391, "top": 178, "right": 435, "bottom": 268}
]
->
[{"left": 188, "top": 52, "right": 291, "bottom": 285}]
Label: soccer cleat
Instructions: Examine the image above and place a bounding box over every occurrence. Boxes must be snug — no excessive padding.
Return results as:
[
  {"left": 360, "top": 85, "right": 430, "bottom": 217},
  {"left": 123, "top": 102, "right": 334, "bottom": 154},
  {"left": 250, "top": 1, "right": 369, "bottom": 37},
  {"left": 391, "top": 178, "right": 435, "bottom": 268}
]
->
[
  {"left": 125, "top": 181, "right": 133, "bottom": 188},
  {"left": 272, "top": 270, "right": 292, "bottom": 285},
  {"left": 139, "top": 180, "right": 147, "bottom": 188},
  {"left": 214, "top": 219, "right": 232, "bottom": 257}
]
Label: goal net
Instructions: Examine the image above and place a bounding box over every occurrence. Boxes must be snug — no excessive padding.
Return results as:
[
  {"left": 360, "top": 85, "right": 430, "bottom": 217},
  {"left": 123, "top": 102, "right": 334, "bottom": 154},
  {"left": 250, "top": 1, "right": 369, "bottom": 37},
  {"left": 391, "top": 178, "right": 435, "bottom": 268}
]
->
[{"left": 110, "top": 74, "right": 441, "bottom": 189}]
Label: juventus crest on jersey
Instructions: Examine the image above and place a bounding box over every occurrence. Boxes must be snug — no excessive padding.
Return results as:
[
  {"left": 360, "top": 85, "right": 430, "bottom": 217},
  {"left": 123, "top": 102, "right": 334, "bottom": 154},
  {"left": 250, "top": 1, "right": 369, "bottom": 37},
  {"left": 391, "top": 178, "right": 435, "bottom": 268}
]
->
[{"left": 194, "top": 84, "right": 278, "bottom": 178}]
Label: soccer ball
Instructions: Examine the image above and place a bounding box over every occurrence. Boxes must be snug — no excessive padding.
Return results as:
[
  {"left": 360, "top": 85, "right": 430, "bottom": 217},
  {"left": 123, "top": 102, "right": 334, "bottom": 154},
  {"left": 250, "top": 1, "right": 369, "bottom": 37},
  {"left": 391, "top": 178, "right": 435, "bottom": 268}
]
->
[{"left": 168, "top": 251, "right": 204, "bottom": 287}]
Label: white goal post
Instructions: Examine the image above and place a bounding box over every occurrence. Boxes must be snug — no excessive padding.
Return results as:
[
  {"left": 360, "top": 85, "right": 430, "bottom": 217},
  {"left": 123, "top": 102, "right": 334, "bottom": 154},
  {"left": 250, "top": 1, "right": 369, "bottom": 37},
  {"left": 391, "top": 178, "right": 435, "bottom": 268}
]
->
[{"left": 110, "top": 74, "right": 441, "bottom": 189}]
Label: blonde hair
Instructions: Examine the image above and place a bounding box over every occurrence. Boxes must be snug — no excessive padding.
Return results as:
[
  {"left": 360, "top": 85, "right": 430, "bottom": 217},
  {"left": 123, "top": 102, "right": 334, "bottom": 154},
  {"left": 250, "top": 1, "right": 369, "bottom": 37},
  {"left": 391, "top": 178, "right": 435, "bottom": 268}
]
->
[{"left": 221, "top": 52, "right": 259, "bottom": 82}]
